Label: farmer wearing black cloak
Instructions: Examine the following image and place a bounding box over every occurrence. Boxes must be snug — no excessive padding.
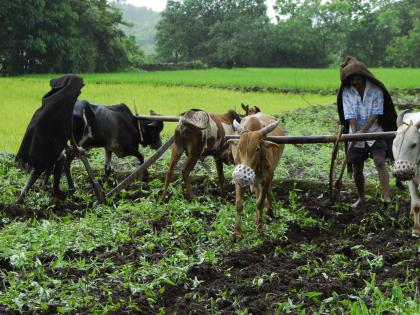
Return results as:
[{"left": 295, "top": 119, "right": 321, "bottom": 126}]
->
[
  {"left": 15, "top": 75, "right": 84, "bottom": 203},
  {"left": 337, "top": 56, "right": 397, "bottom": 210}
]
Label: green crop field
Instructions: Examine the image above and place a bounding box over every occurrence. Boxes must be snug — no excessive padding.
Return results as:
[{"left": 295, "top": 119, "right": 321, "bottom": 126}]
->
[
  {"left": 0, "top": 104, "right": 418, "bottom": 314},
  {"left": 0, "top": 77, "right": 334, "bottom": 153},
  {"left": 22, "top": 67, "right": 420, "bottom": 90}
]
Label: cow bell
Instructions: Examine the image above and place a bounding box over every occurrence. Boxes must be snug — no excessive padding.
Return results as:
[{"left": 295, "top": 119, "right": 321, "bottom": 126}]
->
[{"left": 232, "top": 164, "right": 256, "bottom": 187}]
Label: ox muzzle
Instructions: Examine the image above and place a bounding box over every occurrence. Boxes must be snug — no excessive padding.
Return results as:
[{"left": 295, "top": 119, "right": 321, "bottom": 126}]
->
[
  {"left": 393, "top": 160, "right": 416, "bottom": 181},
  {"left": 232, "top": 164, "right": 256, "bottom": 187}
]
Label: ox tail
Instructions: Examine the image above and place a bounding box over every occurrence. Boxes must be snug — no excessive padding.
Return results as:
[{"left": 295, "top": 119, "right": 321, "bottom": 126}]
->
[{"left": 133, "top": 103, "right": 144, "bottom": 143}]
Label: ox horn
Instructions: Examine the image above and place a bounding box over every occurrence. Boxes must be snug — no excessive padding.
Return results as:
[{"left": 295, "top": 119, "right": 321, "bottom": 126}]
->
[
  {"left": 233, "top": 119, "right": 245, "bottom": 132},
  {"left": 397, "top": 109, "right": 411, "bottom": 127},
  {"left": 260, "top": 120, "right": 279, "bottom": 136}
]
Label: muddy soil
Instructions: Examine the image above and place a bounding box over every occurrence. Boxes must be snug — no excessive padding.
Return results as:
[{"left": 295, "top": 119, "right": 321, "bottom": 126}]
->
[{"left": 152, "top": 180, "right": 418, "bottom": 314}]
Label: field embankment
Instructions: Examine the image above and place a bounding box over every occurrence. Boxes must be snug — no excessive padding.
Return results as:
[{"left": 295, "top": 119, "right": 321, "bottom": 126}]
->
[{"left": 22, "top": 68, "right": 420, "bottom": 90}]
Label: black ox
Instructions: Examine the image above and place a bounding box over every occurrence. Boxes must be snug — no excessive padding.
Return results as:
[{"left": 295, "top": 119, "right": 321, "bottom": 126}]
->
[{"left": 63, "top": 100, "right": 163, "bottom": 190}]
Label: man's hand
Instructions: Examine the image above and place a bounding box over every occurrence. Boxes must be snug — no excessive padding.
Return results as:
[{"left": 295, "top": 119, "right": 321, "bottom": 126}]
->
[{"left": 66, "top": 145, "right": 86, "bottom": 156}]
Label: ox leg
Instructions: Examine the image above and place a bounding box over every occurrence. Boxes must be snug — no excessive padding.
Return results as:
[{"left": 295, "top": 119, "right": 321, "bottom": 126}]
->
[
  {"left": 104, "top": 149, "right": 113, "bottom": 178},
  {"left": 182, "top": 155, "right": 200, "bottom": 201},
  {"left": 407, "top": 180, "right": 420, "bottom": 237},
  {"left": 266, "top": 181, "right": 274, "bottom": 219},
  {"left": 256, "top": 184, "right": 268, "bottom": 233},
  {"left": 17, "top": 168, "right": 43, "bottom": 204},
  {"left": 160, "top": 144, "right": 184, "bottom": 202},
  {"left": 52, "top": 154, "right": 66, "bottom": 200},
  {"left": 132, "top": 150, "right": 149, "bottom": 181},
  {"left": 214, "top": 158, "right": 225, "bottom": 197},
  {"left": 234, "top": 184, "right": 244, "bottom": 240}
]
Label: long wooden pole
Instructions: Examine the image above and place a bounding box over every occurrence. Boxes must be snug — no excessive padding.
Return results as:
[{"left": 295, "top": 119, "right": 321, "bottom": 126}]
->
[
  {"left": 106, "top": 136, "right": 175, "bottom": 197},
  {"left": 225, "top": 131, "right": 396, "bottom": 144},
  {"left": 134, "top": 115, "right": 180, "bottom": 122}
]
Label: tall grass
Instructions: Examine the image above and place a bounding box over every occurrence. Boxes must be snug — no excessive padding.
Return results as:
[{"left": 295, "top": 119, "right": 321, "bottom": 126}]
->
[
  {"left": 0, "top": 78, "right": 334, "bottom": 153},
  {"left": 22, "top": 68, "right": 420, "bottom": 89}
]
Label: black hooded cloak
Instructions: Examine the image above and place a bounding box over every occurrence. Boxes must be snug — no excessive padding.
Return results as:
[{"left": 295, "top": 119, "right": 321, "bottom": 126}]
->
[
  {"left": 337, "top": 56, "right": 397, "bottom": 132},
  {"left": 16, "top": 75, "right": 84, "bottom": 171}
]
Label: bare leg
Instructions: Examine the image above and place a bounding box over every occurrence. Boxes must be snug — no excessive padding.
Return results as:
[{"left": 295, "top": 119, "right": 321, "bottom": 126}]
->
[
  {"left": 42, "top": 169, "right": 52, "bottom": 188},
  {"left": 234, "top": 184, "right": 243, "bottom": 239},
  {"left": 352, "top": 161, "right": 366, "bottom": 209},
  {"left": 160, "top": 144, "right": 184, "bottom": 202},
  {"left": 373, "top": 155, "right": 391, "bottom": 203},
  {"left": 214, "top": 158, "right": 225, "bottom": 197},
  {"left": 53, "top": 154, "right": 66, "bottom": 199},
  {"left": 17, "top": 168, "right": 43, "bottom": 204},
  {"left": 64, "top": 153, "right": 76, "bottom": 191}
]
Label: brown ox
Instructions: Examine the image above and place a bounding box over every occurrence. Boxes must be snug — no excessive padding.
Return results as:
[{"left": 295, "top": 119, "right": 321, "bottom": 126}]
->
[
  {"left": 160, "top": 109, "right": 240, "bottom": 201},
  {"left": 228, "top": 113, "right": 285, "bottom": 238}
]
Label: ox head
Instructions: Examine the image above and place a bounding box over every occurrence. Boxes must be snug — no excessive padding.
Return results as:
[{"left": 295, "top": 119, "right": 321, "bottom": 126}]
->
[
  {"left": 241, "top": 103, "right": 261, "bottom": 116},
  {"left": 392, "top": 109, "right": 420, "bottom": 181},
  {"left": 139, "top": 110, "right": 164, "bottom": 150},
  {"left": 228, "top": 120, "right": 279, "bottom": 187}
]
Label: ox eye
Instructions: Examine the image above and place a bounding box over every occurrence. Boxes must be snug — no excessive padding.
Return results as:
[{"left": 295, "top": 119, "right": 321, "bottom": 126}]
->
[
  {"left": 411, "top": 143, "right": 417, "bottom": 149},
  {"left": 256, "top": 147, "right": 260, "bottom": 153}
]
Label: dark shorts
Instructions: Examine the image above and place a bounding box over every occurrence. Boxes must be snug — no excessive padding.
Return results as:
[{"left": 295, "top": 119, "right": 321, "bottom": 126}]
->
[{"left": 347, "top": 140, "right": 388, "bottom": 164}]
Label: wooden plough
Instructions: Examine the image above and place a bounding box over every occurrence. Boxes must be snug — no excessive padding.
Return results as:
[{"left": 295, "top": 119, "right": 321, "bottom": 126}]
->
[{"left": 104, "top": 112, "right": 397, "bottom": 203}]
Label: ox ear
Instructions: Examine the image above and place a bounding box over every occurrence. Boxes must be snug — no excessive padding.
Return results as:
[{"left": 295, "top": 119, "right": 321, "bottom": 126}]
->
[
  {"left": 233, "top": 119, "right": 245, "bottom": 132},
  {"left": 227, "top": 139, "right": 240, "bottom": 162},
  {"left": 253, "top": 105, "right": 261, "bottom": 113},
  {"left": 150, "top": 110, "right": 157, "bottom": 116},
  {"left": 260, "top": 120, "right": 280, "bottom": 136}
]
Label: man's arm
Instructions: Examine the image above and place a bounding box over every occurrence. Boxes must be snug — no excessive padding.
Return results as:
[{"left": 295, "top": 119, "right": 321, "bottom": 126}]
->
[
  {"left": 349, "top": 118, "right": 358, "bottom": 133},
  {"left": 358, "top": 115, "right": 378, "bottom": 133}
]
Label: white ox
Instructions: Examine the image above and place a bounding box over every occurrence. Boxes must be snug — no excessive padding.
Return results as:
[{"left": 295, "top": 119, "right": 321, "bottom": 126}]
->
[{"left": 392, "top": 109, "right": 420, "bottom": 237}]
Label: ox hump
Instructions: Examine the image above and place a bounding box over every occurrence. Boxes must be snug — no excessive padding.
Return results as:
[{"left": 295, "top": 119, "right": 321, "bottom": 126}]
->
[{"left": 180, "top": 110, "right": 210, "bottom": 129}]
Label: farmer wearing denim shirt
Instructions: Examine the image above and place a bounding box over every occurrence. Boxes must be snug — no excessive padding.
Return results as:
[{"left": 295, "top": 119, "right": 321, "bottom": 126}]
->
[{"left": 337, "top": 56, "right": 397, "bottom": 210}]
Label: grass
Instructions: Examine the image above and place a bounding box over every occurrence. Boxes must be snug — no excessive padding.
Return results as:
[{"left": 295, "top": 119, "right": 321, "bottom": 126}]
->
[
  {"left": 0, "top": 77, "right": 334, "bottom": 153},
  {"left": 21, "top": 68, "right": 420, "bottom": 89}
]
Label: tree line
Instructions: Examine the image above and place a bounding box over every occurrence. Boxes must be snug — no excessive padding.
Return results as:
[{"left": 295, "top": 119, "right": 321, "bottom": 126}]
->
[
  {"left": 0, "top": 0, "right": 418, "bottom": 74},
  {"left": 155, "top": 0, "right": 420, "bottom": 67},
  {"left": 0, "top": 0, "right": 144, "bottom": 74}
]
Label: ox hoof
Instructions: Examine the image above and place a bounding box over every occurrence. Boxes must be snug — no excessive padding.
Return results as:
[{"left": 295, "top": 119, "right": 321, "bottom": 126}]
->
[{"left": 412, "top": 228, "right": 420, "bottom": 238}]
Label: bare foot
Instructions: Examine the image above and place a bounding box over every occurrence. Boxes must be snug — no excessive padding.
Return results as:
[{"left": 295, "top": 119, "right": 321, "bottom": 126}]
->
[{"left": 352, "top": 198, "right": 366, "bottom": 210}]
